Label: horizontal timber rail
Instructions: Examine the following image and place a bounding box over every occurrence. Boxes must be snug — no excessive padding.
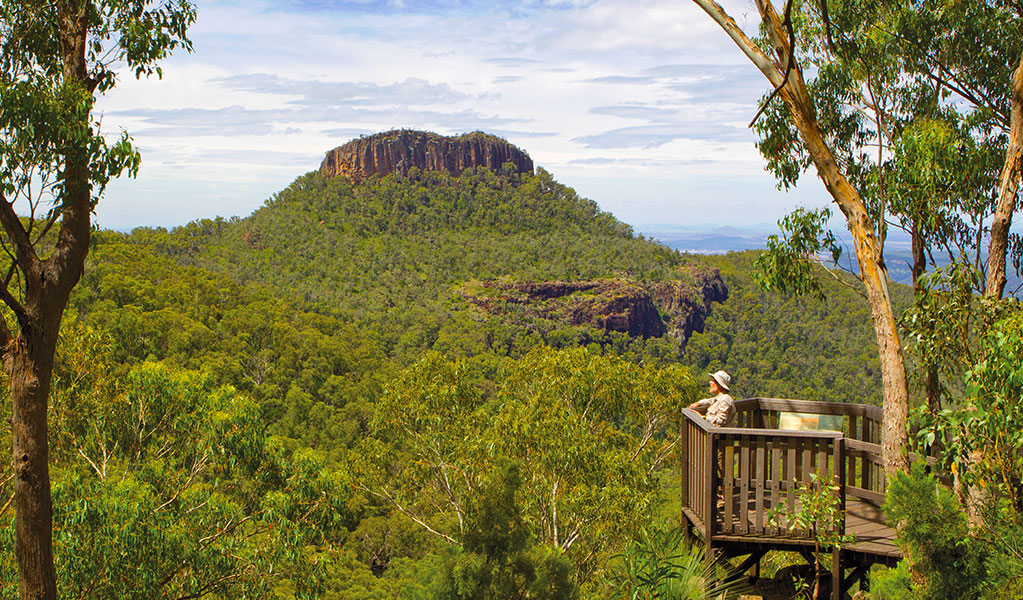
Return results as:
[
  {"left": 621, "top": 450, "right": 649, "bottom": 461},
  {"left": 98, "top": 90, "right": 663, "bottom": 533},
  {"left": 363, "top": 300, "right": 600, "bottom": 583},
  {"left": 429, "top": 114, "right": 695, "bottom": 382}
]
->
[{"left": 679, "top": 397, "right": 916, "bottom": 600}]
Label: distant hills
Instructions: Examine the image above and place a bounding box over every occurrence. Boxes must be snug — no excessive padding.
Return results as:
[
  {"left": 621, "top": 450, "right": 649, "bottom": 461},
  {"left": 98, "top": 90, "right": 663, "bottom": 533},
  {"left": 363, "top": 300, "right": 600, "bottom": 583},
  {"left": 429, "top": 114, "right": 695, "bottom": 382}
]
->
[
  {"left": 642, "top": 222, "right": 1022, "bottom": 293},
  {"left": 637, "top": 223, "right": 776, "bottom": 254}
]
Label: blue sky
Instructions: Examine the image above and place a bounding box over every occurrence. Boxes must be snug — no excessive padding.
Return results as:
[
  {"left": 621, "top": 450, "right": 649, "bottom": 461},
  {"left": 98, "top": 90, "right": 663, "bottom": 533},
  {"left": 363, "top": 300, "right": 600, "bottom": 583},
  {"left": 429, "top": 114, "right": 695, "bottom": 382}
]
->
[{"left": 95, "top": 0, "right": 830, "bottom": 232}]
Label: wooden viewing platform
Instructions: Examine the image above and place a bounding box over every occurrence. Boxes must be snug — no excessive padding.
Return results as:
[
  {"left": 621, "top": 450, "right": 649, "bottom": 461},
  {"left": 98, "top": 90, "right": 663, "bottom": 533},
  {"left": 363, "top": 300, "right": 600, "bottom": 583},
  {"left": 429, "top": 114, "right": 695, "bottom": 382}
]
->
[{"left": 679, "top": 398, "right": 906, "bottom": 600}]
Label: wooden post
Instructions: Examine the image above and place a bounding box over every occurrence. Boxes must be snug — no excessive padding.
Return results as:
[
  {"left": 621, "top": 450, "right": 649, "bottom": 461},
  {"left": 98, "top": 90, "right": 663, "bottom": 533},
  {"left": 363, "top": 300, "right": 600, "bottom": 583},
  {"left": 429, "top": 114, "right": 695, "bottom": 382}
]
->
[
  {"left": 705, "top": 429, "right": 717, "bottom": 562},
  {"left": 834, "top": 437, "right": 846, "bottom": 600},
  {"left": 680, "top": 420, "right": 689, "bottom": 519},
  {"left": 835, "top": 438, "right": 846, "bottom": 535},
  {"left": 832, "top": 549, "right": 843, "bottom": 600}
]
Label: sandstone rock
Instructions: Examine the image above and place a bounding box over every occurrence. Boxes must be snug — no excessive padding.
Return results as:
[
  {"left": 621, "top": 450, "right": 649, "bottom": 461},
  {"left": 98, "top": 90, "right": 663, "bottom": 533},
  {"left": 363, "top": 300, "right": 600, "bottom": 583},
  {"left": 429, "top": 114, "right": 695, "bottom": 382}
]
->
[
  {"left": 320, "top": 130, "right": 533, "bottom": 183},
  {"left": 458, "top": 267, "right": 727, "bottom": 348},
  {"left": 648, "top": 265, "right": 728, "bottom": 346}
]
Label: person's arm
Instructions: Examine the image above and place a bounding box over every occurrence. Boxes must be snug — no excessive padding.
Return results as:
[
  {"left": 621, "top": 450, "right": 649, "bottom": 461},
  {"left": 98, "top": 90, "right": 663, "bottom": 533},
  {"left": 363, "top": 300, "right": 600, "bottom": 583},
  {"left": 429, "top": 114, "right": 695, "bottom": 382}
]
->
[{"left": 688, "top": 397, "right": 712, "bottom": 412}]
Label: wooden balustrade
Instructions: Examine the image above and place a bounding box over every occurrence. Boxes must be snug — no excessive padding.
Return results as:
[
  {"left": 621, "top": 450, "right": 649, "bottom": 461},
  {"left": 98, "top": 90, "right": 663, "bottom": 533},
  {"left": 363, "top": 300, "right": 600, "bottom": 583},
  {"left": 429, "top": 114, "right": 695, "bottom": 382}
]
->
[{"left": 680, "top": 397, "right": 892, "bottom": 544}]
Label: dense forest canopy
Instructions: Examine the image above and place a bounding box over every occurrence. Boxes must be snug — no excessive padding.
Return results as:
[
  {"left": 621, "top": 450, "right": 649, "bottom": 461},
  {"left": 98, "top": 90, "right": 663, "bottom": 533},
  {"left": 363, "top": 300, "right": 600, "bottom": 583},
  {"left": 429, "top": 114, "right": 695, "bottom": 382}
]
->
[{"left": 1, "top": 156, "right": 926, "bottom": 597}]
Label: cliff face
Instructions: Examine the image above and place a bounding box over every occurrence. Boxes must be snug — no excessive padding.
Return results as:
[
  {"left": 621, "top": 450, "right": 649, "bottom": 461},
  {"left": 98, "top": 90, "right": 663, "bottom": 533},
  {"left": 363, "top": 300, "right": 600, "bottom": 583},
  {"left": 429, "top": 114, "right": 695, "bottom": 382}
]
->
[
  {"left": 648, "top": 266, "right": 729, "bottom": 343},
  {"left": 496, "top": 280, "right": 668, "bottom": 339},
  {"left": 459, "top": 267, "right": 728, "bottom": 349},
  {"left": 320, "top": 130, "right": 534, "bottom": 183}
]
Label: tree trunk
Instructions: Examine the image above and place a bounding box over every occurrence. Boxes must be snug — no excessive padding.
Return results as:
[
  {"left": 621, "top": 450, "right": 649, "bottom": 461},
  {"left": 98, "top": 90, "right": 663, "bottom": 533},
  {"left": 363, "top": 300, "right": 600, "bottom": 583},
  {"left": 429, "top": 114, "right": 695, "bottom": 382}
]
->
[
  {"left": 694, "top": 0, "right": 910, "bottom": 476},
  {"left": 11, "top": 323, "right": 60, "bottom": 600},
  {"left": 957, "top": 51, "right": 1023, "bottom": 530},
  {"left": 8, "top": 4, "right": 92, "bottom": 598},
  {"left": 986, "top": 52, "right": 1023, "bottom": 301}
]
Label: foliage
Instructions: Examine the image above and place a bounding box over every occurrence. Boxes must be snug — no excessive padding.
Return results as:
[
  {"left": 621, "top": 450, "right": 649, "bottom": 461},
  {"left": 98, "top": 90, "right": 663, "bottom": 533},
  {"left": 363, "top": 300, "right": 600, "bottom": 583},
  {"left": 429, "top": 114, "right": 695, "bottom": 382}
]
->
[
  {"left": 907, "top": 310, "right": 1023, "bottom": 597},
  {"left": 900, "top": 261, "right": 993, "bottom": 396},
  {"left": 912, "top": 309, "right": 1023, "bottom": 509},
  {"left": 751, "top": 0, "right": 1014, "bottom": 251},
  {"left": 685, "top": 251, "right": 911, "bottom": 405},
  {"left": 1, "top": 322, "right": 350, "bottom": 598},
  {"left": 767, "top": 473, "right": 855, "bottom": 600},
  {"left": 747, "top": 0, "right": 1023, "bottom": 414},
  {"left": 959, "top": 310, "right": 1023, "bottom": 510},
  {"left": 607, "top": 525, "right": 737, "bottom": 600},
  {"left": 69, "top": 232, "right": 392, "bottom": 453},
  {"left": 879, "top": 461, "right": 988, "bottom": 600},
  {"left": 357, "top": 347, "right": 700, "bottom": 583},
  {"left": 43, "top": 155, "right": 931, "bottom": 594},
  {"left": 432, "top": 462, "right": 578, "bottom": 600},
  {"left": 0, "top": 0, "right": 195, "bottom": 215},
  {"left": 754, "top": 207, "right": 843, "bottom": 301},
  {"left": 871, "top": 561, "right": 914, "bottom": 600}
]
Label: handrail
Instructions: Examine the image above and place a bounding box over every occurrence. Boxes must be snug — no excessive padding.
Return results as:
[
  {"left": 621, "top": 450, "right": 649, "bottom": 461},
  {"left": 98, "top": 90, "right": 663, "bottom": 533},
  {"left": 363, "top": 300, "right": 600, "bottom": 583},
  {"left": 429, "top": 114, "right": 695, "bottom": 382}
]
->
[
  {"left": 682, "top": 408, "right": 845, "bottom": 440},
  {"left": 754, "top": 397, "right": 883, "bottom": 420}
]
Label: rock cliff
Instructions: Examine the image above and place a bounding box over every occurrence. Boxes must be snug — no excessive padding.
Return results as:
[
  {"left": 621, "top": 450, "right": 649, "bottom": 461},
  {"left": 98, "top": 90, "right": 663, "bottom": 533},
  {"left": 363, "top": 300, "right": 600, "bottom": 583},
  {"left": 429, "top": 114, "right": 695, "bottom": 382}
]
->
[
  {"left": 320, "top": 130, "right": 534, "bottom": 183},
  {"left": 647, "top": 265, "right": 729, "bottom": 342},
  {"left": 459, "top": 267, "right": 728, "bottom": 349}
]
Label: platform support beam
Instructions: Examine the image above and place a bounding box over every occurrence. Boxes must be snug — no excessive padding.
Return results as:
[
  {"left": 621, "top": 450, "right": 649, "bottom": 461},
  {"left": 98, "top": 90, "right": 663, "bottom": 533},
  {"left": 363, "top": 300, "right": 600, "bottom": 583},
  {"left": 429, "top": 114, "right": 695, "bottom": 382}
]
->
[{"left": 831, "top": 549, "right": 842, "bottom": 600}]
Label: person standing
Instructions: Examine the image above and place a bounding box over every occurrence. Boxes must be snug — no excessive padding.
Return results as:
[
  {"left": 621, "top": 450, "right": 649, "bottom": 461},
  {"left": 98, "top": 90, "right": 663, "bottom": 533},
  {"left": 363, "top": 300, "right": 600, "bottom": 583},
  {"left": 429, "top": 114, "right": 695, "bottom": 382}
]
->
[{"left": 688, "top": 370, "right": 735, "bottom": 427}]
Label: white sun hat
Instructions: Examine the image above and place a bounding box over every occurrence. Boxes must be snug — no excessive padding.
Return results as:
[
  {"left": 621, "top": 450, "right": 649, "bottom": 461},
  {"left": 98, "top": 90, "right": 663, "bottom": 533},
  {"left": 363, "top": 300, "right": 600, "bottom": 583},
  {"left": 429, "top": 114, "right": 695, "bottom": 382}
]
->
[{"left": 709, "top": 370, "right": 731, "bottom": 391}]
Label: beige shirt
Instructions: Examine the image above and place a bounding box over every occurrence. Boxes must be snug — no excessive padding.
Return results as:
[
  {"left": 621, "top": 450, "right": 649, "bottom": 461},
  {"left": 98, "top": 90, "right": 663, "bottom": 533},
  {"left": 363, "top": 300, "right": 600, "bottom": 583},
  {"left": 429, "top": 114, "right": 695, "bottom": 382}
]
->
[{"left": 694, "top": 392, "right": 735, "bottom": 427}]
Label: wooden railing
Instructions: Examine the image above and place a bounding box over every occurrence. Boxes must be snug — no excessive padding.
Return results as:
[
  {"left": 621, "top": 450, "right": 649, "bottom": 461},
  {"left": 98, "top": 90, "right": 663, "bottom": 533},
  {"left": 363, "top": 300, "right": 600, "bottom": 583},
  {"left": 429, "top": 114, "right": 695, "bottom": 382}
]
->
[{"left": 680, "top": 397, "right": 889, "bottom": 544}]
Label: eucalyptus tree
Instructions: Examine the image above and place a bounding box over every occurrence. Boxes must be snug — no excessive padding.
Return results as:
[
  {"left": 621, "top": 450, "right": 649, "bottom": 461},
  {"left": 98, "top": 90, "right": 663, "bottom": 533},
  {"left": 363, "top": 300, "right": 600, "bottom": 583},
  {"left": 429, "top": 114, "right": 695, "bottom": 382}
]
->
[
  {"left": 358, "top": 348, "right": 699, "bottom": 583},
  {"left": 694, "top": 0, "right": 1023, "bottom": 475},
  {"left": 0, "top": 2, "right": 194, "bottom": 597},
  {"left": 694, "top": 0, "right": 912, "bottom": 475}
]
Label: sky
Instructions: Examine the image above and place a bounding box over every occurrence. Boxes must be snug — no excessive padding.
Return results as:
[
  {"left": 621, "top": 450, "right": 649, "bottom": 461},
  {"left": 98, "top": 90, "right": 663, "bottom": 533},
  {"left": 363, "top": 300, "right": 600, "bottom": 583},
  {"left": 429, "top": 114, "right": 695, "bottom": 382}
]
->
[{"left": 95, "top": 0, "right": 831, "bottom": 233}]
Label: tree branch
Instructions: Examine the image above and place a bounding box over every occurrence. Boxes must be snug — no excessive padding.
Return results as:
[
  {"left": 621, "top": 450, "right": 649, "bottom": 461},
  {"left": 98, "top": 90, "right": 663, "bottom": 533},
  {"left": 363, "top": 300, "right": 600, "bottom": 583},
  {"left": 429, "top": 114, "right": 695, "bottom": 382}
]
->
[
  {"left": 0, "top": 193, "right": 41, "bottom": 281},
  {"left": 75, "top": 446, "right": 106, "bottom": 480},
  {"left": 0, "top": 276, "right": 28, "bottom": 328},
  {"left": 875, "top": 22, "right": 1011, "bottom": 126},
  {"left": 748, "top": 0, "right": 798, "bottom": 127},
  {"left": 693, "top": 0, "right": 784, "bottom": 88},
  {"left": 354, "top": 482, "right": 460, "bottom": 546}
]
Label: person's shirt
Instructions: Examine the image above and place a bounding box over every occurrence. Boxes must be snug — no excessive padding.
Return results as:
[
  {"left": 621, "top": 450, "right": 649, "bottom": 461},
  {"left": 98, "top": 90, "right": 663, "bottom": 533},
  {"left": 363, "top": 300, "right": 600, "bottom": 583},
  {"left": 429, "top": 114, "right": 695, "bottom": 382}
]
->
[{"left": 693, "top": 392, "right": 735, "bottom": 427}]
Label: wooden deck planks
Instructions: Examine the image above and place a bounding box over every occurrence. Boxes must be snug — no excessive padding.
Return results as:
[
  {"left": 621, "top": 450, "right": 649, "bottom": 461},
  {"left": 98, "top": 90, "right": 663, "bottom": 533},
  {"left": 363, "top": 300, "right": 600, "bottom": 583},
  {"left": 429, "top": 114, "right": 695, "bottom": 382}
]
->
[
  {"left": 710, "top": 497, "right": 900, "bottom": 559},
  {"left": 847, "top": 499, "right": 900, "bottom": 558}
]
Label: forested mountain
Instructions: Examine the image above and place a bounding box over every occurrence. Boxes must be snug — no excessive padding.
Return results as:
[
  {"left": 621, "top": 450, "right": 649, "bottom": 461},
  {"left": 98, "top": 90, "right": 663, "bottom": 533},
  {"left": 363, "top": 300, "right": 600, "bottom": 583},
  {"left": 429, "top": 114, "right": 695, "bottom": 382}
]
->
[
  {"left": 101, "top": 159, "right": 903, "bottom": 410},
  {"left": 82, "top": 162, "right": 905, "bottom": 419},
  {"left": 16, "top": 136, "right": 918, "bottom": 597}
]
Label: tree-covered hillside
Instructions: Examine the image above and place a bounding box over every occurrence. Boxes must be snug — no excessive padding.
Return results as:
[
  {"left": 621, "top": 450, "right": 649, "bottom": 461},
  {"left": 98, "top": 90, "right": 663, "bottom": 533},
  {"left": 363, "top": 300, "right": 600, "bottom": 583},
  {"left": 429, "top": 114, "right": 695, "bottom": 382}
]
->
[
  {"left": 28, "top": 163, "right": 925, "bottom": 598},
  {"left": 69, "top": 166, "right": 910, "bottom": 441}
]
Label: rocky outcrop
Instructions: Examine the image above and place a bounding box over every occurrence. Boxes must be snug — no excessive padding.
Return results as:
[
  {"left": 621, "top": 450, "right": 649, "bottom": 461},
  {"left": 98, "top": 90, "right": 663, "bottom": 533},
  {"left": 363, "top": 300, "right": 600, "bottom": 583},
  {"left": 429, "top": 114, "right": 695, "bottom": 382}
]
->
[
  {"left": 648, "top": 265, "right": 729, "bottom": 342},
  {"left": 320, "top": 130, "right": 534, "bottom": 183},
  {"left": 459, "top": 267, "right": 728, "bottom": 348},
  {"left": 491, "top": 280, "right": 668, "bottom": 339}
]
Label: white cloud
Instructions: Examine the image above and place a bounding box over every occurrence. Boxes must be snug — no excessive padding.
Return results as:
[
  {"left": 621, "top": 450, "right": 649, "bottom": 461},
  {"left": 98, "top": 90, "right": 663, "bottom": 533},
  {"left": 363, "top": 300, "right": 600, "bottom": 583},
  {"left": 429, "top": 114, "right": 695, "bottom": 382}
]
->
[{"left": 93, "top": 0, "right": 793, "bottom": 230}]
